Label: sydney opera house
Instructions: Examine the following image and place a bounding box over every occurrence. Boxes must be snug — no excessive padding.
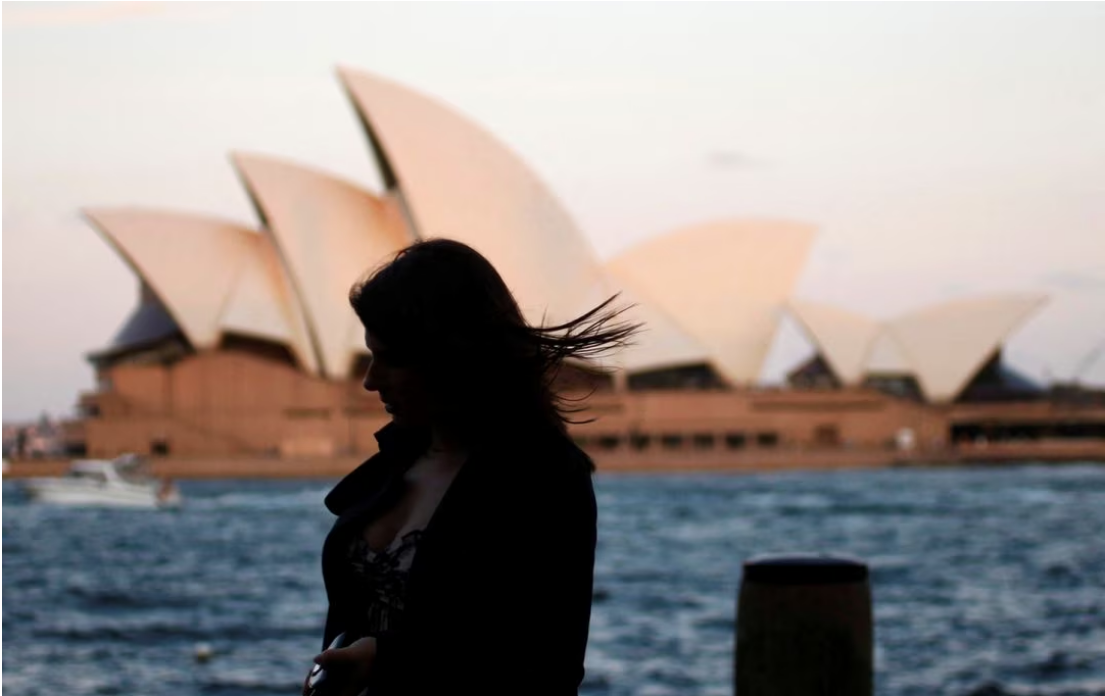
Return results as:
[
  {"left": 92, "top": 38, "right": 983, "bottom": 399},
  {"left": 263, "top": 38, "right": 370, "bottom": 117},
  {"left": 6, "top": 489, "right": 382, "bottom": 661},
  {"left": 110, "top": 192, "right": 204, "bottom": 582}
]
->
[{"left": 67, "top": 68, "right": 1105, "bottom": 473}]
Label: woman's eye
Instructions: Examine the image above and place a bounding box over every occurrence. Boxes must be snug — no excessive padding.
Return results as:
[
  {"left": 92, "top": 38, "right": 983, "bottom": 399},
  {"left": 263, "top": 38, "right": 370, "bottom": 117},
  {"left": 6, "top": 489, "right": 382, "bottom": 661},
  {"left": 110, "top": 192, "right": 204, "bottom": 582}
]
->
[
  {"left": 376, "top": 355, "right": 401, "bottom": 369},
  {"left": 376, "top": 352, "right": 409, "bottom": 368}
]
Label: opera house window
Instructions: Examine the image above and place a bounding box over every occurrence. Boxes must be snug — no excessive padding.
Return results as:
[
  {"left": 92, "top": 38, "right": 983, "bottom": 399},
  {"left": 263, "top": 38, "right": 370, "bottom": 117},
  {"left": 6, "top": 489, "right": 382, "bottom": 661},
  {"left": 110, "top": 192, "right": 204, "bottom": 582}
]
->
[
  {"left": 692, "top": 433, "right": 715, "bottom": 450},
  {"left": 725, "top": 433, "right": 747, "bottom": 449},
  {"left": 343, "top": 406, "right": 378, "bottom": 419},
  {"left": 814, "top": 424, "right": 841, "bottom": 447},
  {"left": 596, "top": 435, "right": 621, "bottom": 450},
  {"left": 660, "top": 433, "right": 684, "bottom": 450},
  {"left": 756, "top": 432, "right": 779, "bottom": 448},
  {"left": 284, "top": 408, "right": 332, "bottom": 419}
]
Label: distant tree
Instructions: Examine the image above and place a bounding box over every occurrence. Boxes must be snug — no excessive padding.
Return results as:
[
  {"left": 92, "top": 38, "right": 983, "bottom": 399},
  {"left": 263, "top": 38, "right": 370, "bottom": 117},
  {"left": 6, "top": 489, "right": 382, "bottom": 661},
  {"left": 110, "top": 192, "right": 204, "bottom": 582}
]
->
[{"left": 16, "top": 428, "right": 28, "bottom": 458}]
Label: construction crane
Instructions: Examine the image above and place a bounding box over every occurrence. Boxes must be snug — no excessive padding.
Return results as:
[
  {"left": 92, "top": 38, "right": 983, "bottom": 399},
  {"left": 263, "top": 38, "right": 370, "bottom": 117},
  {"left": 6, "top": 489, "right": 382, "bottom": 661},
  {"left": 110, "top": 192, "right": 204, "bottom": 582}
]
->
[{"left": 1071, "top": 339, "right": 1105, "bottom": 385}]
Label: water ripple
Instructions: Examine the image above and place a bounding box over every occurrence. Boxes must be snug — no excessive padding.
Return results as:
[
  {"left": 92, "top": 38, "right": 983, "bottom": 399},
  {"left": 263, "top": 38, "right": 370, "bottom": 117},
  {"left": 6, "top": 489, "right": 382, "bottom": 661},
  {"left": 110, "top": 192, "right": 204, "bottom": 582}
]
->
[{"left": 5, "top": 465, "right": 1105, "bottom": 695}]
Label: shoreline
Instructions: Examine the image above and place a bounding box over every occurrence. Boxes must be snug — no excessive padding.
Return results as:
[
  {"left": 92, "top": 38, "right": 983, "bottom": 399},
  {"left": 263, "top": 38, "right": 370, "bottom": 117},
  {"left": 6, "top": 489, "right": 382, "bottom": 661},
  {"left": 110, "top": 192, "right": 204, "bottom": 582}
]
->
[{"left": 4, "top": 441, "right": 1104, "bottom": 480}]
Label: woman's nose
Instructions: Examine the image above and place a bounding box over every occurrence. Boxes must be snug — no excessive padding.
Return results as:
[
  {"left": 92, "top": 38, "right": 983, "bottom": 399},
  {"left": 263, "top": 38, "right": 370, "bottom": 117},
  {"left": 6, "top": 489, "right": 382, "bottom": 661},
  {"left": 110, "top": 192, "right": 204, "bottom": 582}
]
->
[{"left": 362, "top": 364, "right": 379, "bottom": 392}]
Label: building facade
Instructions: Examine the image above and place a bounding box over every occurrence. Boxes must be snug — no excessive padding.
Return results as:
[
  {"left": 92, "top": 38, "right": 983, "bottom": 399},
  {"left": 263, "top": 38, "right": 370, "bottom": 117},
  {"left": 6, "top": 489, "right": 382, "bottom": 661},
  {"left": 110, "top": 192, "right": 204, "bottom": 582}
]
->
[{"left": 58, "top": 68, "right": 1105, "bottom": 471}]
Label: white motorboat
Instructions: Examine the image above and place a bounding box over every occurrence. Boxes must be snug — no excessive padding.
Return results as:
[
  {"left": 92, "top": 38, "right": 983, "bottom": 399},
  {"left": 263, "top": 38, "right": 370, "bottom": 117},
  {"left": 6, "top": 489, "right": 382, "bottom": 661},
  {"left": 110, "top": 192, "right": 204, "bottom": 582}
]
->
[{"left": 21, "top": 454, "right": 182, "bottom": 509}]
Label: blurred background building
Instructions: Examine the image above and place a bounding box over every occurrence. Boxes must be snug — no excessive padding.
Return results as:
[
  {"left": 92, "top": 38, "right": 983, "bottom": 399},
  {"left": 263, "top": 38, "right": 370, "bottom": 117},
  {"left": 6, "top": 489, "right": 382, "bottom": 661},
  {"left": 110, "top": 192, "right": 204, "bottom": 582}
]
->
[{"left": 37, "top": 69, "right": 1105, "bottom": 470}]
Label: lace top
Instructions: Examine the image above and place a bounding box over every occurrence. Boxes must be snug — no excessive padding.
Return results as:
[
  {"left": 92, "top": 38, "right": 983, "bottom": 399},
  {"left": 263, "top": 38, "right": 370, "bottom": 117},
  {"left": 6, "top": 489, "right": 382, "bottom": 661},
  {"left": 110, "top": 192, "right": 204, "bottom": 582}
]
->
[{"left": 346, "top": 529, "right": 423, "bottom": 635}]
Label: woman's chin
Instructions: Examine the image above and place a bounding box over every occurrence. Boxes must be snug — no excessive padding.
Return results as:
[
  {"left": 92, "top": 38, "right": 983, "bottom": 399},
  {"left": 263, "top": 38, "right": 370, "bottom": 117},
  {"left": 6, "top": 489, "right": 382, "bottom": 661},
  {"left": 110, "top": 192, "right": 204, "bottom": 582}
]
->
[
  {"left": 384, "top": 406, "right": 405, "bottom": 424},
  {"left": 384, "top": 406, "right": 418, "bottom": 427},
  {"left": 385, "top": 410, "right": 433, "bottom": 429}
]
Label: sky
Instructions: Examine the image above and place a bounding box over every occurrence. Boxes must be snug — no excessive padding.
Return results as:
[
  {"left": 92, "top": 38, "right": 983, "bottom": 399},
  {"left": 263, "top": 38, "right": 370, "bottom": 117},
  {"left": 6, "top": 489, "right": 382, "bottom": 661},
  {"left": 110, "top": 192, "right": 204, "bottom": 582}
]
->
[{"left": 3, "top": 1, "right": 1105, "bottom": 422}]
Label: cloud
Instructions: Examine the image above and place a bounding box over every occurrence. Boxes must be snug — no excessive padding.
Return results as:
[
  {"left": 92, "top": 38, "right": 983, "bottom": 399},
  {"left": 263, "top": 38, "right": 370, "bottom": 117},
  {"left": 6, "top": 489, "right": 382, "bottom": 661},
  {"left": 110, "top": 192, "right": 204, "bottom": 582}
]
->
[
  {"left": 2, "top": 2, "right": 226, "bottom": 29},
  {"left": 706, "top": 149, "right": 765, "bottom": 170},
  {"left": 938, "top": 282, "right": 976, "bottom": 298},
  {"left": 1040, "top": 271, "right": 1105, "bottom": 293}
]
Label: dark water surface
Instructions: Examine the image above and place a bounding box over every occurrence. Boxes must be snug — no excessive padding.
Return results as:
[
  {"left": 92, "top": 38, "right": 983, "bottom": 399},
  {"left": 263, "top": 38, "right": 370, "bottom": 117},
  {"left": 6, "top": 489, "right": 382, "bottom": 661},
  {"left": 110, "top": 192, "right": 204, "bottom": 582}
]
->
[{"left": 4, "top": 464, "right": 1105, "bottom": 696}]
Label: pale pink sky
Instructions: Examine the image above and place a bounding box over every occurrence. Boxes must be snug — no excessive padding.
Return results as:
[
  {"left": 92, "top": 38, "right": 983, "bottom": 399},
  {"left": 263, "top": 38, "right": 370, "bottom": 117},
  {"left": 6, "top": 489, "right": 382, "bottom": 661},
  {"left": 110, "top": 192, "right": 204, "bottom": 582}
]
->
[{"left": 4, "top": 2, "right": 1104, "bottom": 421}]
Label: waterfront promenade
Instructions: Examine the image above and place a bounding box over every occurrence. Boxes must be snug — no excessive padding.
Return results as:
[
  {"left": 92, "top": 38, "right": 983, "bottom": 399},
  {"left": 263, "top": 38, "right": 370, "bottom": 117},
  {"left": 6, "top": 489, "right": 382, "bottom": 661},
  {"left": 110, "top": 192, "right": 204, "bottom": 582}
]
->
[{"left": 5, "top": 439, "right": 1103, "bottom": 479}]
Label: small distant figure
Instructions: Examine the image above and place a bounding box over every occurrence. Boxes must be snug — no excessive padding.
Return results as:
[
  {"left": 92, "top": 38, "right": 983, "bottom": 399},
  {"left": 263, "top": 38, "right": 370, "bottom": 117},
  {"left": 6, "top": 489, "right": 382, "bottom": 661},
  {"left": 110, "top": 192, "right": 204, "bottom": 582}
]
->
[
  {"left": 895, "top": 427, "right": 916, "bottom": 452},
  {"left": 193, "top": 642, "right": 213, "bottom": 663},
  {"left": 16, "top": 428, "right": 28, "bottom": 459},
  {"left": 157, "top": 477, "right": 176, "bottom": 501},
  {"left": 305, "top": 239, "right": 639, "bottom": 696}
]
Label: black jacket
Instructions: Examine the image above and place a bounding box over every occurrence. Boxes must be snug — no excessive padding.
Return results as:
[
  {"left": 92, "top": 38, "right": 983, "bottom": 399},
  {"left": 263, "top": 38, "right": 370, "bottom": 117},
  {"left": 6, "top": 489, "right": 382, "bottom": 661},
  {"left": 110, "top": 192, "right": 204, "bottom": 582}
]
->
[{"left": 321, "top": 421, "right": 598, "bottom": 695}]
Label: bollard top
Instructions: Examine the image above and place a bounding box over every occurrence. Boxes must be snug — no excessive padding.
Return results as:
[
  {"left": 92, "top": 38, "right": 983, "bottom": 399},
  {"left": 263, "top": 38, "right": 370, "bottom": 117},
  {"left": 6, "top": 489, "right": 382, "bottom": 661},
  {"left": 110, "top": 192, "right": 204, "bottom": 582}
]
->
[{"left": 742, "top": 553, "right": 868, "bottom": 585}]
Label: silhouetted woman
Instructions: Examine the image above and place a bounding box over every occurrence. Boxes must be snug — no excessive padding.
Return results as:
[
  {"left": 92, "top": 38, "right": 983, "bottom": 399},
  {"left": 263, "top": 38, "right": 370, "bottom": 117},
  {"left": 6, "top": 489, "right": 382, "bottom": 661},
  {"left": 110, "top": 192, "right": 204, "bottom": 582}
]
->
[{"left": 307, "top": 238, "right": 638, "bottom": 696}]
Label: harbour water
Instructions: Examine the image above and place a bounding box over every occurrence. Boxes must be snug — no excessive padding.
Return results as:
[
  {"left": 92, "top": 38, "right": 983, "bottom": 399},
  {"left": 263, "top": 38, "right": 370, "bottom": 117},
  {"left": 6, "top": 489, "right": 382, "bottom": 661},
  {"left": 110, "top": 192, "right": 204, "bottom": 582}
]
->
[{"left": 4, "top": 464, "right": 1104, "bottom": 695}]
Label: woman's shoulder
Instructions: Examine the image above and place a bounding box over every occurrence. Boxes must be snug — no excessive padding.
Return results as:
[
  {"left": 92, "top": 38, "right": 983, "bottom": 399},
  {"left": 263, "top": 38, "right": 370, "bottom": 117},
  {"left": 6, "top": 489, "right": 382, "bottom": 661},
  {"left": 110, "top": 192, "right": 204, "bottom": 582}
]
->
[
  {"left": 486, "top": 424, "right": 592, "bottom": 473},
  {"left": 477, "top": 427, "right": 595, "bottom": 511}
]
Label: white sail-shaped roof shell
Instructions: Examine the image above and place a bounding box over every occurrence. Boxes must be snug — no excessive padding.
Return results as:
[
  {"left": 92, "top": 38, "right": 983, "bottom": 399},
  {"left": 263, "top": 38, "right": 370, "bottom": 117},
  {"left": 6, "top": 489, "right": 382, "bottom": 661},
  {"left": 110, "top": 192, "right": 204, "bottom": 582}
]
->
[
  {"left": 788, "top": 300, "right": 881, "bottom": 385},
  {"left": 606, "top": 220, "right": 816, "bottom": 385},
  {"left": 602, "top": 284, "right": 714, "bottom": 375},
  {"left": 233, "top": 153, "right": 414, "bottom": 379},
  {"left": 886, "top": 294, "right": 1048, "bottom": 402},
  {"left": 338, "top": 68, "right": 610, "bottom": 327},
  {"left": 219, "top": 235, "right": 315, "bottom": 359},
  {"left": 83, "top": 208, "right": 319, "bottom": 373},
  {"left": 864, "top": 330, "right": 912, "bottom": 375}
]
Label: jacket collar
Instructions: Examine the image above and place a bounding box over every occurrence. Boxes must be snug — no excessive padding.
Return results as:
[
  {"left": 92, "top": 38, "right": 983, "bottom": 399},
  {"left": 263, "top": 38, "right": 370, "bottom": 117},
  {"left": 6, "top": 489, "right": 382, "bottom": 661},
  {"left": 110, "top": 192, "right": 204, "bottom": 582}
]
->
[
  {"left": 323, "top": 419, "right": 570, "bottom": 519},
  {"left": 323, "top": 421, "right": 431, "bottom": 518},
  {"left": 374, "top": 420, "right": 433, "bottom": 455}
]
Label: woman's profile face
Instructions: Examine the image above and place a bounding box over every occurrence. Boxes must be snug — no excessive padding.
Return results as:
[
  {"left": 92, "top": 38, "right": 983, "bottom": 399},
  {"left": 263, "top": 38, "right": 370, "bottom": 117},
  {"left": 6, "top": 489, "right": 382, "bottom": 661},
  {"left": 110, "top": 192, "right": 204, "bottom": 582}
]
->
[{"left": 362, "top": 330, "right": 434, "bottom": 427}]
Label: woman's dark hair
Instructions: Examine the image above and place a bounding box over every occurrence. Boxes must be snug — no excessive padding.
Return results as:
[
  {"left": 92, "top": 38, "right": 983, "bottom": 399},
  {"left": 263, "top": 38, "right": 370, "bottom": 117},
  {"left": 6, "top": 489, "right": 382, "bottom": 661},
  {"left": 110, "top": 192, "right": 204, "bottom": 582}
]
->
[{"left": 349, "top": 238, "right": 640, "bottom": 443}]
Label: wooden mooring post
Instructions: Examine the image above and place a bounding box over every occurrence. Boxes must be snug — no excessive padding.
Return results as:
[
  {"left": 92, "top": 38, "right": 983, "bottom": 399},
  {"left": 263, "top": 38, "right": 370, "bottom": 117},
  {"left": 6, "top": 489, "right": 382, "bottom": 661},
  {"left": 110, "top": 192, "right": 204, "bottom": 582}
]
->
[{"left": 736, "top": 554, "right": 872, "bottom": 696}]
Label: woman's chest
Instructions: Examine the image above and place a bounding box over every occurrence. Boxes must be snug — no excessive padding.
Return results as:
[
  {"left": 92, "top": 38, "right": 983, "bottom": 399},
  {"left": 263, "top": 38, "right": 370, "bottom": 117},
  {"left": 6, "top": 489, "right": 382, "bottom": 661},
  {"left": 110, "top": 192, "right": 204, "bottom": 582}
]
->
[{"left": 361, "top": 461, "right": 460, "bottom": 551}]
